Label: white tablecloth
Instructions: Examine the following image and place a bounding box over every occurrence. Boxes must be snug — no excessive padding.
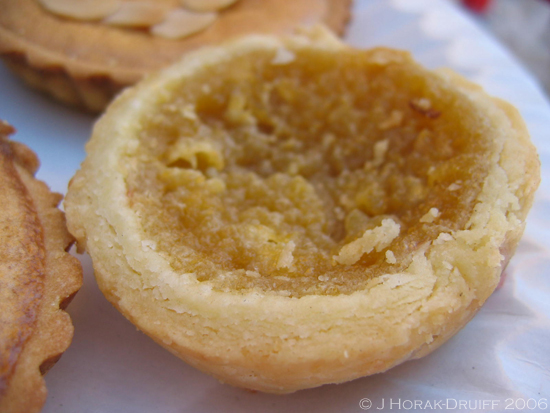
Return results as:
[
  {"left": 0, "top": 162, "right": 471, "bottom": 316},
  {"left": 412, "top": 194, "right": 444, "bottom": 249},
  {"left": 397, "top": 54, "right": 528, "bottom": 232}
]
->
[{"left": 1, "top": 1, "right": 548, "bottom": 412}]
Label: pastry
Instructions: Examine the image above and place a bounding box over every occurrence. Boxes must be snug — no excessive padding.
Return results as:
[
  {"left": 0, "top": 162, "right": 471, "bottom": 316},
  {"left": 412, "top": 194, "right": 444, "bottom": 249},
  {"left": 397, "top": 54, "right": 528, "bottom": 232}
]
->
[
  {"left": 64, "top": 29, "right": 540, "bottom": 393},
  {"left": 0, "top": 121, "right": 82, "bottom": 412},
  {"left": 0, "top": 0, "right": 352, "bottom": 112}
]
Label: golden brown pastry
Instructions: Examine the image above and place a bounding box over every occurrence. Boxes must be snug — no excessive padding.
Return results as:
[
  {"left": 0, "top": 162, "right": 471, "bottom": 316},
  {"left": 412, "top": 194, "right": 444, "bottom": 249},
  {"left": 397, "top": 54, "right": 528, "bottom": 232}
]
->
[
  {"left": 0, "top": 121, "right": 82, "bottom": 412},
  {"left": 0, "top": 0, "right": 351, "bottom": 112},
  {"left": 64, "top": 29, "right": 540, "bottom": 393}
]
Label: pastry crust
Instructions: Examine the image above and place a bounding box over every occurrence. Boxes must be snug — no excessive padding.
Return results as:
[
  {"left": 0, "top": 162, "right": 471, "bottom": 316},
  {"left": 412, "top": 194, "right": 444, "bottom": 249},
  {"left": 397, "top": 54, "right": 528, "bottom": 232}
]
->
[
  {"left": 0, "top": 121, "right": 82, "bottom": 412},
  {"left": 0, "top": 0, "right": 352, "bottom": 112},
  {"left": 65, "top": 31, "right": 540, "bottom": 393}
]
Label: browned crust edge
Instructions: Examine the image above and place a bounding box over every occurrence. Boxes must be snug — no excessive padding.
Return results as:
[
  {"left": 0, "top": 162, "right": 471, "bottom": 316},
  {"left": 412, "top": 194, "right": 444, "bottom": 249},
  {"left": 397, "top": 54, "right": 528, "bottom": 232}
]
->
[
  {"left": 0, "top": 123, "right": 45, "bottom": 400},
  {"left": 0, "top": 122, "right": 83, "bottom": 413},
  {"left": 325, "top": 0, "right": 353, "bottom": 36},
  {"left": 1, "top": 52, "right": 125, "bottom": 113},
  {"left": 0, "top": 0, "right": 353, "bottom": 112}
]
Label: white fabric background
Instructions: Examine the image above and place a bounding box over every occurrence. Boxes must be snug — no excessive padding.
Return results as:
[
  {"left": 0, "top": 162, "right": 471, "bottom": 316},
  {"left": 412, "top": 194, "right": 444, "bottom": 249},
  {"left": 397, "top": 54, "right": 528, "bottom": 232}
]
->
[{"left": 0, "top": 0, "right": 548, "bottom": 411}]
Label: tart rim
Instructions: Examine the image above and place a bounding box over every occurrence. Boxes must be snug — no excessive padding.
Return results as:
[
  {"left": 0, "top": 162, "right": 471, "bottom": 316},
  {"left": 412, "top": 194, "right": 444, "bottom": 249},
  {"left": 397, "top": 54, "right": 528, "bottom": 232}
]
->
[{"left": 64, "top": 32, "right": 540, "bottom": 392}]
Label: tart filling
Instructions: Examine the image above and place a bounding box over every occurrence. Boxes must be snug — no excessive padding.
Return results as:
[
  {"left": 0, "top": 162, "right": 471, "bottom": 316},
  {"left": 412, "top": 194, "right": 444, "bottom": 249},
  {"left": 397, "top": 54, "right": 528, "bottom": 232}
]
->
[
  {"left": 37, "top": 0, "right": 239, "bottom": 39},
  {"left": 127, "top": 47, "right": 494, "bottom": 298},
  {"left": 65, "top": 31, "right": 540, "bottom": 392}
]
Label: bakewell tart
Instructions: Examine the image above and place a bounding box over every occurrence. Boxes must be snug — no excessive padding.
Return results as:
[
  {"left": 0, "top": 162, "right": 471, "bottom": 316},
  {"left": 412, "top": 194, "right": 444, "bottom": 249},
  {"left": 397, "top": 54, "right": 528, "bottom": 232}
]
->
[
  {"left": 0, "top": 121, "right": 82, "bottom": 412},
  {"left": 64, "top": 29, "right": 540, "bottom": 393},
  {"left": 0, "top": 0, "right": 351, "bottom": 112}
]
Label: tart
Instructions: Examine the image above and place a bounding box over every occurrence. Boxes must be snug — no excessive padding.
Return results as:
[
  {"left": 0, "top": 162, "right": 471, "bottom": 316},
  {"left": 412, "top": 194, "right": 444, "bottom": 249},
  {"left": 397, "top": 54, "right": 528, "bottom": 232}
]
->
[
  {"left": 0, "top": 121, "right": 82, "bottom": 412},
  {"left": 64, "top": 29, "right": 540, "bottom": 393},
  {"left": 0, "top": 0, "right": 352, "bottom": 112}
]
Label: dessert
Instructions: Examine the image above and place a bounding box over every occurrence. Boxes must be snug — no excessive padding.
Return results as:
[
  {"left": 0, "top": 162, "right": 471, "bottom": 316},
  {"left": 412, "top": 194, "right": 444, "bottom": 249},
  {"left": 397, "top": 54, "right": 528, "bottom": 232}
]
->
[
  {"left": 0, "top": 121, "right": 82, "bottom": 412},
  {"left": 64, "top": 29, "right": 540, "bottom": 393},
  {"left": 0, "top": 0, "right": 351, "bottom": 112}
]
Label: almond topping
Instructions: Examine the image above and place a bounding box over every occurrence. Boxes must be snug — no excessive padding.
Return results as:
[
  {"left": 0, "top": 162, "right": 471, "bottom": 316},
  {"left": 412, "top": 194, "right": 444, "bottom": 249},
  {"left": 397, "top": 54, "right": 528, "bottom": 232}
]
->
[
  {"left": 151, "top": 8, "right": 217, "bottom": 39},
  {"left": 180, "top": 0, "right": 238, "bottom": 13},
  {"left": 103, "top": 2, "right": 168, "bottom": 28},
  {"left": 37, "top": 0, "right": 121, "bottom": 21}
]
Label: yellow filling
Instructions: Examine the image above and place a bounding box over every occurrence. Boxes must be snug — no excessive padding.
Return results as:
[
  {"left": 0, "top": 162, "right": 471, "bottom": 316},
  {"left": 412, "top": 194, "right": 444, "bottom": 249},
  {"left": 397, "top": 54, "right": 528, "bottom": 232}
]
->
[{"left": 125, "top": 48, "right": 491, "bottom": 297}]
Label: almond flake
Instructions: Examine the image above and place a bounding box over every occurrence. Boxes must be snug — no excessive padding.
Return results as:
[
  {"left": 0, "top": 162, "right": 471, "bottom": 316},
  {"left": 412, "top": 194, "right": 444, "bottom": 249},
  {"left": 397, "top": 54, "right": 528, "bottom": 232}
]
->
[
  {"left": 103, "top": 2, "right": 168, "bottom": 28},
  {"left": 38, "top": 0, "right": 121, "bottom": 21},
  {"left": 151, "top": 8, "right": 217, "bottom": 39},
  {"left": 180, "top": 0, "right": 238, "bottom": 13}
]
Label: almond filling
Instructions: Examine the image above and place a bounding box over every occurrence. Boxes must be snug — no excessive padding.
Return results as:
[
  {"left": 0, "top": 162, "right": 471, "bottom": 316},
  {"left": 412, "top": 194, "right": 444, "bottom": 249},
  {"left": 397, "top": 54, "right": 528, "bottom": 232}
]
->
[
  {"left": 150, "top": 8, "right": 217, "bottom": 40},
  {"left": 125, "top": 48, "right": 492, "bottom": 297},
  {"left": 180, "top": 0, "right": 238, "bottom": 13},
  {"left": 37, "top": 0, "right": 122, "bottom": 20},
  {"left": 103, "top": 2, "right": 169, "bottom": 28},
  {"left": 36, "top": 0, "right": 242, "bottom": 39}
]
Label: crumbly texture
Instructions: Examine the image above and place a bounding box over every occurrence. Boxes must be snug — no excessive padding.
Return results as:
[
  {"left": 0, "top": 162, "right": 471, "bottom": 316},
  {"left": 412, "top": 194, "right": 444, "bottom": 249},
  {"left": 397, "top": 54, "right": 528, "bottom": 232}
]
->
[
  {"left": 65, "top": 31, "right": 540, "bottom": 393},
  {"left": 0, "top": 122, "right": 82, "bottom": 413},
  {"left": 122, "top": 47, "right": 496, "bottom": 297},
  {"left": 0, "top": 0, "right": 351, "bottom": 112}
]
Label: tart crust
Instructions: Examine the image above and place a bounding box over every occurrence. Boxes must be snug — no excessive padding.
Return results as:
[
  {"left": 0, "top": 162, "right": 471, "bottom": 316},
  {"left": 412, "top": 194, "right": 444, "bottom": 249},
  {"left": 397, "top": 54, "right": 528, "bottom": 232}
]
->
[
  {"left": 0, "top": 0, "right": 352, "bottom": 112},
  {"left": 65, "top": 31, "right": 540, "bottom": 393},
  {"left": 0, "top": 122, "right": 82, "bottom": 412}
]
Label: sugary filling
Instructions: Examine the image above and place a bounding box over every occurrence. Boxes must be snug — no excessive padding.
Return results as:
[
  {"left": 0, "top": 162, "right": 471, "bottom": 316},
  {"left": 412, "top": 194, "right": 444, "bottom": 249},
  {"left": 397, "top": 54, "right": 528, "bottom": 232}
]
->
[{"left": 125, "top": 48, "right": 491, "bottom": 297}]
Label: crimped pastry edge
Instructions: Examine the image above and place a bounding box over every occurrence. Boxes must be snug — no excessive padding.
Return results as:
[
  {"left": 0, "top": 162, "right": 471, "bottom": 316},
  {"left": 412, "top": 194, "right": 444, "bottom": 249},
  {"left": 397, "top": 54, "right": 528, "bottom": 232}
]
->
[
  {"left": 65, "top": 32, "right": 540, "bottom": 392},
  {"left": 0, "top": 125, "right": 83, "bottom": 412}
]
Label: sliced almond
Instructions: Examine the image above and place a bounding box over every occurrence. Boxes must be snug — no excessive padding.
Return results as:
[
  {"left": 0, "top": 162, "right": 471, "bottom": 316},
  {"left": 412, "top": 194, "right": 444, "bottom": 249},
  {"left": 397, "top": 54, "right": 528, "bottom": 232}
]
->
[
  {"left": 151, "top": 8, "right": 217, "bottom": 40},
  {"left": 103, "top": 2, "right": 168, "bottom": 28},
  {"left": 37, "top": 0, "right": 121, "bottom": 21},
  {"left": 179, "top": 0, "right": 238, "bottom": 13}
]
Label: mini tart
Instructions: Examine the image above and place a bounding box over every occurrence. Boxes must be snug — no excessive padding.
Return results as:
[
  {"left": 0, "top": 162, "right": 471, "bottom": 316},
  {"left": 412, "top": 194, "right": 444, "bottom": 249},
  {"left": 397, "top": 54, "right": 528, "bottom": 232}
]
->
[
  {"left": 0, "top": 121, "right": 82, "bottom": 412},
  {"left": 65, "top": 30, "right": 540, "bottom": 393},
  {"left": 0, "top": 0, "right": 351, "bottom": 113}
]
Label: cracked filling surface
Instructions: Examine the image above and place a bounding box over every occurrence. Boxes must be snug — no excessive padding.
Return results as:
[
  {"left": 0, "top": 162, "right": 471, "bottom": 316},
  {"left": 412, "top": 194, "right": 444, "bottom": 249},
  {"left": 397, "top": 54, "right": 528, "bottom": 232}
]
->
[{"left": 125, "top": 48, "right": 492, "bottom": 298}]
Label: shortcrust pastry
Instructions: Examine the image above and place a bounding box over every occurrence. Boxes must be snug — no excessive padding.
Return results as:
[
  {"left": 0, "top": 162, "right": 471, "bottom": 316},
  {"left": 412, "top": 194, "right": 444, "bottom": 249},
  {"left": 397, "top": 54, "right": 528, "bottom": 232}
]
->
[
  {"left": 0, "top": 0, "right": 351, "bottom": 112},
  {"left": 65, "top": 30, "right": 540, "bottom": 393},
  {"left": 0, "top": 121, "right": 82, "bottom": 412}
]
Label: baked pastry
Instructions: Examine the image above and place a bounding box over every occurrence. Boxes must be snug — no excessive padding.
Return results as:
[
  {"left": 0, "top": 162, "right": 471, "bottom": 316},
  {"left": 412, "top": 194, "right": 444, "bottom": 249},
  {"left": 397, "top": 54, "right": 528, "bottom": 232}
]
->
[
  {"left": 0, "top": 121, "right": 82, "bottom": 412},
  {"left": 0, "top": 0, "right": 351, "bottom": 112},
  {"left": 64, "top": 29, "right": 540, "bottom": 393}
]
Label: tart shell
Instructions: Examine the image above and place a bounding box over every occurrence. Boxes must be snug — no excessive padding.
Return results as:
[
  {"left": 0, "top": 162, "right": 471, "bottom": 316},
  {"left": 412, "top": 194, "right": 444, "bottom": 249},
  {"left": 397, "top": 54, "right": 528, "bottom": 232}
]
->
[
  {"left": 0, "top": 121, "right": 82, "bottom": 412},
  {"left": 0, "top": 0, "right": 352, "bottom": 112},
  {"left": 65, "top": 32, "right": 540, "bottom": 393}
]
